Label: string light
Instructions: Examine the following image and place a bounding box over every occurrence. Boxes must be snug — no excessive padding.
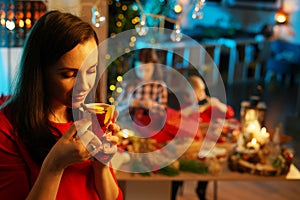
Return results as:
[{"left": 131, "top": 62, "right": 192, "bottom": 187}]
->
[
  {"left": 92, "top": 5, "right": 106, "bottom": 27},
  {"left": 117, "top": 75, "right": 123, "bottom": 82},
  {"left": 5, "top": 20, "right": 15, "bottom": 31},
  {"left": 135, "top": 13, "right": 148, "bottom": 36},
  {"left": 174, "top": 4, "right": 183, "bottom": 14},
  {"left": 109, "top": 85, "right": 116, "bottom": 91},
  {"left": 6, "top": 3, "right": 15, "bottom": 31},
  {"left": 116, "top": 87, "right": 123, "bottom": 93},
  {"left": 274, "top": 0, "right": 288, "bottom": 24},
  {"left": 108, "top": 97, "right": 115, "bottom": 103},
  {"left": 170, "top": 23, "right": 183, "bottom": 42},
  {"left": 135, "top": 0, "right": 205, "bottom": 42},
  {"left": 0, "top": 8, "right": 5, "bottom": 27},
  {"left": 0, "top": 1, "right": 47, "bottom": 48},
  {"left": 25, "top": 18, "right": 31, "bottom": 29},
  {"left": 1, "top": 18, "right": 5, "bottom": 27},
  {"left": 25, "top": 10, "right": 32, "bottom": 29},
  {"left": 90, "top": 0, "right": 107, "bottom": 28},
  {"left": 192, "top": 0, "right": 205, "bottom": 19},
  {"left": 275, "top": 9, "right": 288, "bottom": 24}
]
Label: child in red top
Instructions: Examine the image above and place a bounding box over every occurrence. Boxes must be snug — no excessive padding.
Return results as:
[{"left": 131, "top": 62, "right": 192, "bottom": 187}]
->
[
  {"left": 172, "top": 75, "right": 235, "bottom": 200},
  {"left": 182, "top": 75, "right": 235, "bottom": 123}
]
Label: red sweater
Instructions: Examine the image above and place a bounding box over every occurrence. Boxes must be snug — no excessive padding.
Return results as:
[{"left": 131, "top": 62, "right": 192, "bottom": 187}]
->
[{"left": 0, "top": 107, "right": 123, "bottom": 200}]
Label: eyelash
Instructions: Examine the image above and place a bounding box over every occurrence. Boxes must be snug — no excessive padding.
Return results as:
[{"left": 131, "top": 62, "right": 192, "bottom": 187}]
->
[
  {"left": 62, "top": 72, "right": 77, "bottom": 78},
  {"left": 87, "top": 66, "right": 96, "bottom": 74},
  {"left": 61, "top": 66, "right": 96, "bottom": 78}
]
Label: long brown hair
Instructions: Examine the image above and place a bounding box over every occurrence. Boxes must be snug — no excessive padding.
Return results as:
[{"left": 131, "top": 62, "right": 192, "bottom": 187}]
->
[{"left": 5, "top": 10, "right": 99, "bottom": 165}]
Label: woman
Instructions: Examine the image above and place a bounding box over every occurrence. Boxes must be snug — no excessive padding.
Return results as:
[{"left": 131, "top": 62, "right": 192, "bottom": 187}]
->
[{"left": 0, "top": 11, "right": 122, "bottom": 200}]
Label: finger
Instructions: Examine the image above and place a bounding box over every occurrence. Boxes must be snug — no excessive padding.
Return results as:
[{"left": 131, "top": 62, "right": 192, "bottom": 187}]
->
[
  {"left": 108, "top": 123, "right": 120, "bottom": 134},
  {"left": 63, "top": 124, "right": 78, "bottom": 140},
  {"left": 80, "top": 103, "right": 89, "bottom": 111},
  {"left": 105, "top": 135, "right": 119, "bottom": 145},
  {"left": 103, "top": 145, "right": 117, "bottom": 154},
  {"left": 74, "top": 119, "right": 92, "bottom": 137},
  {"left": 78, "top": 130, "right": 95, "bottom": 146},
  {"left": 87, "top": 137, "right": 103, "bottom": 156}
]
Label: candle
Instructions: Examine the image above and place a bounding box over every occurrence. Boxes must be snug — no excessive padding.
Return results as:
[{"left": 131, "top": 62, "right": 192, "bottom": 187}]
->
[
  {"left": 247, "top": 138, "right": 260, "bottom": 151},
  {"left": 260, "top": 127, "right": 270, "bottom": 144},
  {"left": 244, "top": 120, "right": 261, "bottom": 139},
  {"left": 255, "top": 127, "right": 270, "bottom": 145}
]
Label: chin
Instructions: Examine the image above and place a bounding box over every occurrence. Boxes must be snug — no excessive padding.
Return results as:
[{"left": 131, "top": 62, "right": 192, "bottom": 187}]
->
[{"left": 71, "top": 101, "right": 82, "bottom": 109}]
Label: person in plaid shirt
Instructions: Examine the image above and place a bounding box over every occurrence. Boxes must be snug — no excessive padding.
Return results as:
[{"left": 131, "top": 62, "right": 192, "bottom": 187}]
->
[
  {"left": 131, "top": 80, "right": 168, "bottom": 114},
  {"left": 117, "top": 48, "right": 168, "bottom": 136}
]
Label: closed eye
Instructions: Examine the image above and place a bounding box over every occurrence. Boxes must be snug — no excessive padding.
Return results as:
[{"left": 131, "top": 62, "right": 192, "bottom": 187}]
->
[
  {"left": 87, "top": 64, "right": 97, "bottom": 74},
  {"left": 61, "top": 70, "right": 77, "bottom": 78}
]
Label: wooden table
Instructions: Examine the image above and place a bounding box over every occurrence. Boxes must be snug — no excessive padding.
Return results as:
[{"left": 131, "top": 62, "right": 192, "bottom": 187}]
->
[
  {"left": 114, "top": 121, "right": 299, "bottom": 200},
  {"left": 116, "top": 163, "right": 300, "bottom": 200}
]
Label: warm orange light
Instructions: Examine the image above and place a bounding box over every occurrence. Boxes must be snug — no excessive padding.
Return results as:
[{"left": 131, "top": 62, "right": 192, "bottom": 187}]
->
[
  {"left": 18, "top": 19, "right": 24, "bottom": 28},
  {"left": 275, "top": 9, "right": 288, "bottom": 24},
  {"left": 25, "top": 18, "right": 31, "bottom": 28},
  {"left": 174, "top": 4, "right": 183, "bottom": 14},
  {"left": 0, "top": 18, "right": 5, "bottom": 26},
  {"left": 26, "top": 11, "right": 31, "bottom": 19}
]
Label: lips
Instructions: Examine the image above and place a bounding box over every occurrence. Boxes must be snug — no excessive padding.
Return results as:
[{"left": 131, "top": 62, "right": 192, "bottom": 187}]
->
[{"left": 72, "top": 94, "right": 86, "bottom": 102}]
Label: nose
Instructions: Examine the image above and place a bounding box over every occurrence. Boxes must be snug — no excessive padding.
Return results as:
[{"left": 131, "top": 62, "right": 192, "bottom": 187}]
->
[{"left": 75, "top": 73, "right": 91, "bottom": 92}]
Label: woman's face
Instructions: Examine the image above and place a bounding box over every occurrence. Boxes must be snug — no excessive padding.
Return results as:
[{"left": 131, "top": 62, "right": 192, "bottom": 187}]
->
[
  {"left": 44, "top": 38, "right": 98, "bottom": 109},
  {"left": 134, "top": 61, "right": 155, "bottom": 82}
]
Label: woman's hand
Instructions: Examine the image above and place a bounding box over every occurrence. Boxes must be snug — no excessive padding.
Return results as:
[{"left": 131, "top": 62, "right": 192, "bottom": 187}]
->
[
  {"left": 73, "top": 108, "right": 121, "bottom": 164},
  {"left": 91, "top": 119, "right": 121, "bottom": 200},
  {"left": 44, "top": 122, "right": 92, "bottom": 173},
  {"left": 91, "top": 111, "right": 120, "bottom": 164},
  {"left": 26, "top": 122, "right": 92, "bottom": 200}
]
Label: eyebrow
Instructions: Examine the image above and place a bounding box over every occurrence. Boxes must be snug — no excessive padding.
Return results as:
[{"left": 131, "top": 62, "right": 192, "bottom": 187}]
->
[
  {"left": 57, "top": 64, "right": 98, "bottom": 71},
  {"left": 57, "top": 67, "right": 78, "bottom": 71}
]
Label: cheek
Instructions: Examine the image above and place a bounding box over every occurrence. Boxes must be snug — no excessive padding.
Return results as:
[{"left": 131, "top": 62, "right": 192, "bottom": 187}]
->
[
  {"left": 197, "top": 91, "right": 206, "bottom": 99},
  {"left": 54, "top": 80, "right": 75, "bottom": 96},
  {"left": 73, "top": 73, "right": 96, "bottom": 91},
  {"left": 88, "top": 74, "right": 96, "bottom": 87},
  {"left": 83, "top": 74, "right": 97, "bottom": 92},
  {"left": 192, "top": 89, "right": 203, "bottom": 100}
]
